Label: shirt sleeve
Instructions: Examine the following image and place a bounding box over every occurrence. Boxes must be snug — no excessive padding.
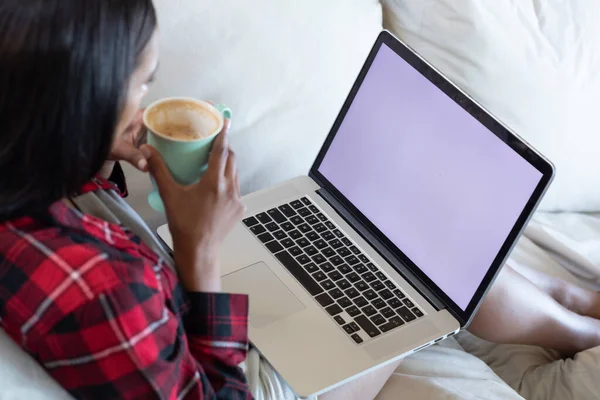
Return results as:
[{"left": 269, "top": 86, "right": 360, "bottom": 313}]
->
[{"left": 36, "top": 282, "right": 253, "bottom": 399}]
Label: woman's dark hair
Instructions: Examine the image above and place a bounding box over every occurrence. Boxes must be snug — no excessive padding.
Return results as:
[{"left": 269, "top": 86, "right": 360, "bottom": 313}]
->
[{"left": 0, "top": 0, "right": 157, "bottom": 220}]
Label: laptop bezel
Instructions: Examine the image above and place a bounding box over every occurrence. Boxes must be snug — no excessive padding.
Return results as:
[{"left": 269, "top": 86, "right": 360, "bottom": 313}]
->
[{"left": 309, "top": 31, "right": 554, "bottom": 327}]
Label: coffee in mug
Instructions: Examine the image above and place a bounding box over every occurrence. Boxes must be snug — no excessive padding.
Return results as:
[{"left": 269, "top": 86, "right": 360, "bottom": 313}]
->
[{"left": 145, "top": 99, "right": 222, "bottom": 141}]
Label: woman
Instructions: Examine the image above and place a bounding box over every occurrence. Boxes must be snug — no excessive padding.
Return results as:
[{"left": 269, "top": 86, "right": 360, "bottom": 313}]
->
[{"left": 1, "top": 1, "right": 599, "bottom": 400}]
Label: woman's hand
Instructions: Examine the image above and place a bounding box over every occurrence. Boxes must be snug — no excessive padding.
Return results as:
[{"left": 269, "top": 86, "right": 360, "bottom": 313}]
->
[
  {"left": 100, "top": 109, "right": 148, "bottom": 178},
  {"left": 142, "top": 121, "right": 244, "bottom": 292}
]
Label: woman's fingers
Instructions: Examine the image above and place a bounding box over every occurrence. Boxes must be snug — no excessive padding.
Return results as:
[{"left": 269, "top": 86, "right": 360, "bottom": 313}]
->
[{"left": 142, "top": 145, "right": 178, "bottom": 201}]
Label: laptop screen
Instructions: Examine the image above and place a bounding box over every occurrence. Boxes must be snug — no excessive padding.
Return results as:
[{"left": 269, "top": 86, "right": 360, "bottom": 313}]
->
[{"left": 317, "top": 43, "right": 543, "bottom": 310}]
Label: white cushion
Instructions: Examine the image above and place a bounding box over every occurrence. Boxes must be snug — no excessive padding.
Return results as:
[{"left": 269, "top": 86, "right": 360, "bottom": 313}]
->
[
  {"left": 382, "top": 0, "right": 600, "bottom": 212},
  {"left": 126, "top": 0, "right": 383, "bottom": 228}
]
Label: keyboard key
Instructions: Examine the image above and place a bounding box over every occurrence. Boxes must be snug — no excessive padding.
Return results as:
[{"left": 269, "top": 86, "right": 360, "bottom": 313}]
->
[
  {"left": 329, "top": 239, "right": 343, "bottom": 249},
  {"left": 312, "top": 254, "right": 326, "bottom": 264},
  {"left": 315, "top": 293, "right": 334, "bottom": 307},
  {"left": 334, "top": 315, "right": 346, "bottom": 325},
  {"left": 304, "top": 263, "right": 319, "bottom": 273},
  {"left": 367, "top": 263, "right": 378, "bottom": 272},
  {"left": 354, "top": 296, "right": 368, "bottom": 308},
  {"left": 351, "top": 333, "right": 363, "bottom": 344},
  {"left": 298, "top": 224, "right": 312, "bottom": 234},
  {"left": 309, "top": 205, "right": 319, "bottom": 213},
  {"left": 355, "top": 281, "right": 369, "bottom": 292},
  {"left": 376, "top": 272, "right": 387, "bottom": 281},
  {"left": 371, "top": 314, "right": 386, "bottom": 326},
  {"left": 394, "top": 289, "right": 406, "bottom": 299},
  {"left": 397, "top": 307, "right": 416, "bottom": 322},
  {"left": 243, "top": 217, "right": 259, "bottom": 227},
  {"left": 349, "top": 322, "right": 360, "bottom": 332},
  {"left": 342, "top": 238, "right": 352, "bottom": 246},
  {"left": 350, "top": 246, "right": 360, "bottom": 255},
  {"left": 256, "top": 213, "right": 272, "bottom": 224},
  {"left": 258, "top": 232, "right": 274, "bottom": 243},
  {"left": 268, "top": 208, "right": 287, "bottom": 223},
  {"left": 290, "top": 216, "right": 304, "bottom": 225},
  {"left": 296, "top": 255, "right": 310, "bottom": 265},
  {"left": 321, "top": 279, "right": 335, "bottom": 291},
  {"left": 362, "top": 272, "right": 376, "bottom": 282},
  {"left": 363, "top": 305, "right": 377, "bottom": 316},
  {"left": 304, "top": 246, "right": 318, "bottom": 256},
  {"left": 313, "top": 239, "right": 328, "bottom": 249},
  {"left": 381, "top": 307, "right": 396, "bottom": 319},
  {"left": 289, "top": 230, "right": 302, "bottom": 240},
  {"left": 325, "top": 222, "right": 336, "bottom": 230},
  {"left": 321, "top": 231, "right": 335, "bottom": 240},
  {"left": 364, "top": 290, "right": 377, "bottom": 300},
  {"left": 345, "top": 288, "right": 360, "bottom": 299},
  {"left": 370, "top": 281, "right": 384, "bottom": 291},
  {"left": 265, "top": 222, "right": 279, "bottom": 232},
  {"left": 296, "top": 237, "right": 310, "bottom": 248},
  {"left": 330, "top": 256, "right": 344, "bottom": 266},
  {"left": 403, "top": 299, "right": 415, "bottom": 308},
  {"left": 328, "top": 271, "right": 343, "bottom": 281},
  {"left": 316, "top": 213, "right": 327, "bottom": 222},
  {"left": 306, "top": 231, "right": 320, "bottom": 241},
  {"left": 326, "top": 304, "right": 342, "bottom": 316},
  {"left": 354, "top": 315, "right": 381, "bottom": 338},
  {"left": 372, "top": 298, "right": 386, "bottom": 310},
  {"left": 291, "top": 200, "right": 304, "bottom": 209},
  {"left": 359, "top": 255, "right": 369, "bottom": 263},
  {"left": 265, "top": 241, "right": 283, "bottom": 253},
  {"left": 345, "top": 256, "right": 359, "bottom": 266},
  {"left": 305, "top": 215, "right": 319, "bottom": 225},
  {"left": 381, "top": 316, "right": 404, "bottom": 332},
  {"left": 329, "top": 288, "right": 344, "bottom": 299},
  {"left": 275, "top": 251, "right": 323, "bottom": 296},
  {"left": 333, "top": 229, "right": 344, "bottom": 238},
  {"left": 354, "top": 264, "right": 367, "bottom": 274},
  {"left": 337, "top": 279, "right": 351, "bottom": 290},
  {"left": 380, "top": 289, "right": 393, "bottom": 300},
  {"left": 313, "top": 271, "right": 327, "bottom": 282},
  {"left": 273, "top": 229, "right": 287, "bottom": 240},
  {"left": 388, "top": 298, "right": 402, "bottom": 309},
  {"left": 347, "top": 272, "right": 361, "bottom": 283},
  {"left": 337, "top": 247, "right": 351, "bottom": 257},
  {"left": 289, "top": 246, "right": 302, "bottom": 257},
  {"left": 313, "top": 223, "right": 327, "bottom": 233},
  {"left": 346, "top": 306, "right": 361, "bottom": 317},
  {"left": 301, "top": 197, "right": 312, "bottom": 205},
  {"left": 281, "top": 222, "right": 294, "bottom": 231},
  {"left": 339, "top": 264, "right": 352, "bottom": 274},
  {"left": 338, "top": 297, "right": 351, "bottom": 308},
  {"left": 343, "top": 324, "right": 357, "bottom": 334},
  {"left": 320, "top": 262, "right": 334, "bottom": 272},
  {"left": 281, "top": 238, "right": 294, "bottom": 248},
  {"left": 279, "top": 204, "right": 297, "bottom": 217},
  {"left": 385, "top": 280, "right": 396, "bottom": 290},
  {"left": 322, "top": 247, "right": 335, "bottom": 258},
  {"left": 412, "top": 308, "right": 424, "bottom": 318},
  {"left": 298, "top": 207, "right": 311, "bottom": 217},
  {"left": 250, "top": 225, "right": 266, "bottom": 235}
]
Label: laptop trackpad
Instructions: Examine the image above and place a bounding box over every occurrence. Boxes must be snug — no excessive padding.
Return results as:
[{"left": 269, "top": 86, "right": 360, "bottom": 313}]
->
[{"left": 222, "top": 262, "right": 306, "bottom": 329}]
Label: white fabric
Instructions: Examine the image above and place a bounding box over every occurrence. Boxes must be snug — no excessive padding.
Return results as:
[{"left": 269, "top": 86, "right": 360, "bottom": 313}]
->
[{"left": 382, "top": 0, "right": 600, "bottom": 212}]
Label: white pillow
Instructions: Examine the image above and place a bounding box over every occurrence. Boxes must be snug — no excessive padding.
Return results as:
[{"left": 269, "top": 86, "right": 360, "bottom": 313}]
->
[
  {"left": 382, "top": 0, "right": 600, "bottom": 212},
  {"left": 127, "top": 0, "right": 382, "bottom": 227}
]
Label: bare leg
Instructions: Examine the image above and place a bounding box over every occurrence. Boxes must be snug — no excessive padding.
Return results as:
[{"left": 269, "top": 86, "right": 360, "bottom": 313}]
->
[
  {"left": 509, "top": 264, "right": 600, "bottom": 320},
  {"left": 319, "top": 360, "right": 402, "bottom": 400},
  {"left": 468, "top": 266, "right": 600, "bottom": 355}
]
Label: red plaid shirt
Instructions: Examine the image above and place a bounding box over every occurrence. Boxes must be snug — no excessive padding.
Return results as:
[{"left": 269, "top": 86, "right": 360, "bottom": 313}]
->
[{"left": 0, "top": 175, "right": 253, "bottom": 400}]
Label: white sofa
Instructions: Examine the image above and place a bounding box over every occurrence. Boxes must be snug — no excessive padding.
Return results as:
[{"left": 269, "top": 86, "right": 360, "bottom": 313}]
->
[{"left": 3, "top": 1, "right": 600, "bottom": 399}]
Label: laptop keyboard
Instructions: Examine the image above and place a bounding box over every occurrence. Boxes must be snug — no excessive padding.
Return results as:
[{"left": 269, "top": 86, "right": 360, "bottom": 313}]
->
[{"left": 243, "top": 196, "right": 424, "bottom": 344}]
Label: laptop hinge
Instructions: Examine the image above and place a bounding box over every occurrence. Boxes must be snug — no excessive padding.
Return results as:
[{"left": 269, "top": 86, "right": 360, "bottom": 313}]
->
[{"left": 317, "top": 188, "right": 447, "bottom": 311}]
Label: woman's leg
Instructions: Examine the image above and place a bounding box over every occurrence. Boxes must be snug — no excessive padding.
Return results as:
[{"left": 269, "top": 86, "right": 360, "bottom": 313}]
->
[
  {"left": 509, "top": 263, "right": 600, "bottom": 319},
  {"left": 468, "top": 265, "right": 600, "bottom": 354}
]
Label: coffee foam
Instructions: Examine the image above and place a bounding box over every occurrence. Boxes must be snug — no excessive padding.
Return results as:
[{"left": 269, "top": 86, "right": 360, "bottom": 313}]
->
[{"left": 146, "top": 100, "right": 221, "bottom": 141}]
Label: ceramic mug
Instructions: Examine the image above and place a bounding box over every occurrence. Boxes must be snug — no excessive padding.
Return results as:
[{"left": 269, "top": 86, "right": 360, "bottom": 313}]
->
[{"left": 143, "top": 97, "right": 232, "bottom": 213}]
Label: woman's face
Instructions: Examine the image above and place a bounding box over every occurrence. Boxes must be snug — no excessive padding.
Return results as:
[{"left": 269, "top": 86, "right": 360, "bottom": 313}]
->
[{"left": 115, "top": 30, "right": 160, "bottom": 141}]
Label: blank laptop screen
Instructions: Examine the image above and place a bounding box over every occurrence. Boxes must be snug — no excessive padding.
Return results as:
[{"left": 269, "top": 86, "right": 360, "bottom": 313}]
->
[{"left": 318, "top": 44, "right": 543, "bottom": 310}]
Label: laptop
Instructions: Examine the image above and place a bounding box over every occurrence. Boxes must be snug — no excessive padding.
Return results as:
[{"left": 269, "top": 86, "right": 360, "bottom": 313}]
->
[{"left": 157, "top": 31, "right": 554, "bottom": 397}]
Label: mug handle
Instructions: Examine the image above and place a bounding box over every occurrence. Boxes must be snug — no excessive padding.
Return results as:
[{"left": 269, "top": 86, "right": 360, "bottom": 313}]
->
[{"left": 214, "top": 104, "right": 232, "bottom": 120}]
